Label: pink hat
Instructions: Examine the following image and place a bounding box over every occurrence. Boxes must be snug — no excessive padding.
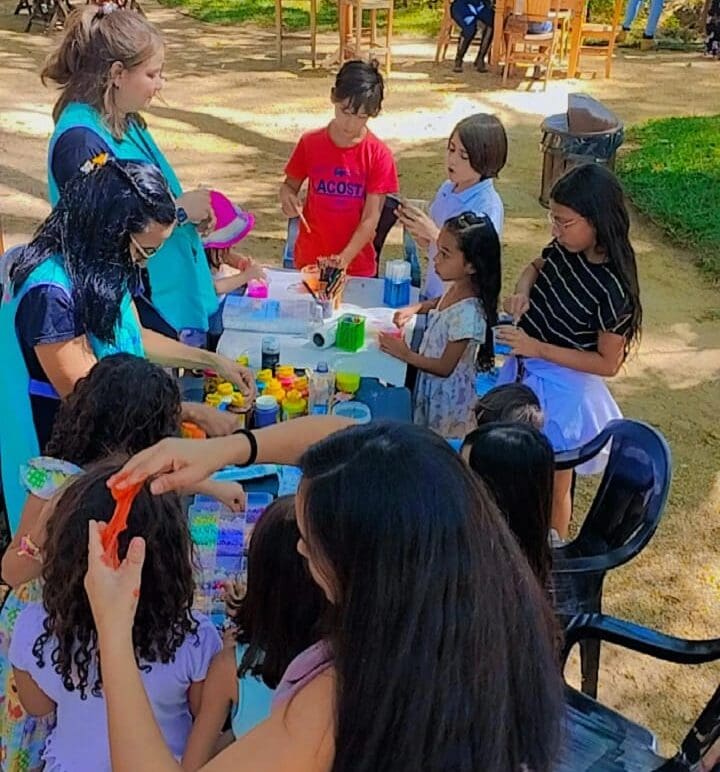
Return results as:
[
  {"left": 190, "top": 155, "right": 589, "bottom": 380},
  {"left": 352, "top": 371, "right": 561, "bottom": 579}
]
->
[{"left": 202, "top": 190, "right": 255, "bottom": 249}]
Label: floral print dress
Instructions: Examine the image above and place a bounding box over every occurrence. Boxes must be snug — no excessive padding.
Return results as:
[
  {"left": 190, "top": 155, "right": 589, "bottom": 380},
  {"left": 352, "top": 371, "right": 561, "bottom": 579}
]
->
[
  {"left": 413, "top": 296, "right": 486, "bottom": 439},
  {"left": 0, "top": 457, "right": 81, "bottom": 771}
]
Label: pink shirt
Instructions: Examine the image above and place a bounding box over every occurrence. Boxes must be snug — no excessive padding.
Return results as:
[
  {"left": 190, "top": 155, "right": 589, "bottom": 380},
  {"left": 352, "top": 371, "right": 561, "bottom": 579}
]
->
[{"left": 272, "top": 640, "right": 333, "bottom": 708}]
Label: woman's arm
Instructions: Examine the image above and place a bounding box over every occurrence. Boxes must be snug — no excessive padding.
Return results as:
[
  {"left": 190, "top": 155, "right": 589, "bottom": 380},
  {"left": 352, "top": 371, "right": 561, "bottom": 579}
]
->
[
  {"left": 378, "top": 335, "right": 470, "bottom": 378},
  {"left": 139, "top": 326, "right": 255, "bottom": 399},
  {"left": 182, "top": 645, "right": 237, "bottom": 771},
  {"left": 335, "top": 194, "right": 385, "bottom": 270},
  {"left": 496, "top": 327, "right": 626, "bottom": 377},
  {"left": 109, "top": 416, "right": 353, "bottom": 494},
  {"left": 1, "top": 494, "right": 47, "bottom": 588},
  {"left": 34, "top": 337, "right": 98, "bottom": 398}
]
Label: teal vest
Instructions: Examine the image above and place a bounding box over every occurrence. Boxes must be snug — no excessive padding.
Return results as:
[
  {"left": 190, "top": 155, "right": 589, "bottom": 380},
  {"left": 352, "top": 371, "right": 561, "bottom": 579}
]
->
[
  {"left": 48, "top": 102, "right": 218, "bottom": 333},
  {"left": 0, "top": 255, "right": 144, "bottom": 534}
]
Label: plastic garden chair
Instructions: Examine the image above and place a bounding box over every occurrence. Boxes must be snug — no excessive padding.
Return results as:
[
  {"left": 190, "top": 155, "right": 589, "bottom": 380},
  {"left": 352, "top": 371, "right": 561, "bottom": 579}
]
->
[
  {"left": 551, "top": 419, "right": 672, "bottom": 699},
  {"left": 355, "top": 376, "right": 412, "bottom": 421},
  {"left": 556, "top": 613, "right": 720, "bottom": 771}
]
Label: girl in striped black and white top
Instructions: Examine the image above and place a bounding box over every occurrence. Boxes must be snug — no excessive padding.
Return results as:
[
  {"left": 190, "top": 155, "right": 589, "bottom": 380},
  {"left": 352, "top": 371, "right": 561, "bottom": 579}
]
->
[{"left": 496, "top": 164, "right": 642, "bottom": 538}]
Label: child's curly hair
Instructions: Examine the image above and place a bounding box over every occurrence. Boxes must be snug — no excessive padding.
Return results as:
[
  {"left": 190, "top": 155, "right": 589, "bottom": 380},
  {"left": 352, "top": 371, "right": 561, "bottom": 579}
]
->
[
  {"left": 46, "top": 354, "right": 181, "bottom": 466},
  {"left": 34, "top": 456, "right": 198, "bottom": 699}
]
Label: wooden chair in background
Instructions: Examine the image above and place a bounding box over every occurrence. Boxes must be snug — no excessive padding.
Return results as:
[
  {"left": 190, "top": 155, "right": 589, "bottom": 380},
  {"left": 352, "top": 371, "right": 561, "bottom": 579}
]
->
[
  {"left": 339, "top": 0, "right": 395, "bottom": 73},
  {"left": 502, "top": 0, "right": 562, "bottom": 88},
  {"left": 574, "top": 0, "right": 623, "bottom": 78},
  {"left": 275, "top": 0, "right": 319, "bottom": 67}
]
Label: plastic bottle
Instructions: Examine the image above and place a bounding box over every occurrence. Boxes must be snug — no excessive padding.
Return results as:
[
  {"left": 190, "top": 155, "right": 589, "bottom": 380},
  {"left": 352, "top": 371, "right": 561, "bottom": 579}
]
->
[
  {"left": 264, "top": 379, "right": 286, "bottom": 403},
  {"left": 308, "top": 362, "right": 334, "bottom": 415},
  {"left": 254, "top": 395, "right": 279, "bottom": 427},
  {"left": 205, "top": 393, "right": 223, "bottom": 409},
  {"left": 282, "top": 390, "right": 307, "bottom": 421},
  {"left": 226, "top": 393, "right": 251, "bottom": 429},
  {"left": 261, "top": 336, "right": 280, "bottom": 373}
]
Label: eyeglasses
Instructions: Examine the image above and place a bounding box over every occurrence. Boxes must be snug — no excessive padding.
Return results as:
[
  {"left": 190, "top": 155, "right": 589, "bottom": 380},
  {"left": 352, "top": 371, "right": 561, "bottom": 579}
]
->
[
  {"left": 130, "top": 234, "right": 161, "bottom": 262},
  {"left": 547, "top": 212, "right": 581, "bottom": 231}
]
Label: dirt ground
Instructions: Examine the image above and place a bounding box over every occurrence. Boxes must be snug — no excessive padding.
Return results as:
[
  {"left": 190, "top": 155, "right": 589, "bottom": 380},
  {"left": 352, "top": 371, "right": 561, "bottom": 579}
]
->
[{"left": 1, "top": 1, "right": 719, "bottom": 753}]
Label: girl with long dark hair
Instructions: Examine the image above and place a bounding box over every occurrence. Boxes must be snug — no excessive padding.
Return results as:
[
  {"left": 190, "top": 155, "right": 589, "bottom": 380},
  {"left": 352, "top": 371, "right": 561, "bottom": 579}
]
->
[
  {"left": 77, "top": 418, "right": 564, "bottom": 772},
  {"left": 182, "top": 495, "right": 327, "bottom": 769},
  {"left": 462, "top": 421, "right": 555, "bottom": 588},
  {"left": 497, "top": 163, "right": 642, "bottom": 538},
  {"left": 379, "top": 212, "right": 501, "bottom": 438},
  {"left": 0, "top": 158, "right": 254, "bottom": 535}
]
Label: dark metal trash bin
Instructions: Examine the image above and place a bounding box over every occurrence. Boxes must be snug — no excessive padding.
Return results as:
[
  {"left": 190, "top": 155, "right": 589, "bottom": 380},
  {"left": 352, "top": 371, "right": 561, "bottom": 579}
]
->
[{"left": 539, "top": 96, "right": 624, "bottom": 207}]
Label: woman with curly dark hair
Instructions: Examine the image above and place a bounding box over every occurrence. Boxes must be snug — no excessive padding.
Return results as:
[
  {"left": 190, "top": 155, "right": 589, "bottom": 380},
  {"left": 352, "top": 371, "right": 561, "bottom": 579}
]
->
[
  {"left": 0, "top": 156, "right": 255, "bottom": 537},
  {"left": 8, "top": 458, "right": 222, "bottom": 771},
  {"left": 0, "top": 354, "right": 242, "bottom": 771}
]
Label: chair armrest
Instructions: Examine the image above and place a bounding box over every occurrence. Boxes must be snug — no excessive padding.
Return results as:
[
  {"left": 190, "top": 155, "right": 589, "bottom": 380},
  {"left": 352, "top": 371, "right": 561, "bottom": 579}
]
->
[
  {"left": 562, "top": 613, "right": 720, "bottom": 667},
  {"left": 552, "top": 540, "right": 646, "bottom": 574}
]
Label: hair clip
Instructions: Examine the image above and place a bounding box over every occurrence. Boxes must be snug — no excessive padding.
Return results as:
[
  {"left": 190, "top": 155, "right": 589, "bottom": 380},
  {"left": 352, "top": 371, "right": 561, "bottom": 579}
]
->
[
  {"left": 79, "top": 152, "right": 109, "bottom": 175},
  {"left": 101, "top": 1, "right": 119, "bottom": 14}
]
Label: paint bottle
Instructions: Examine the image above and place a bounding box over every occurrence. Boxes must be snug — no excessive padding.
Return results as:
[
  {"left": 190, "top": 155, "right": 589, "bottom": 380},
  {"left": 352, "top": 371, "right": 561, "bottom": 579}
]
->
[
  {"left": 261, "top": 336, "right": 280, "bottom": 373},
  {"left": 254, "top": 395, "right": 279, "bottom": 427},
  {"left": 282, "top": 390, "right": 307, "bottom": 421}
]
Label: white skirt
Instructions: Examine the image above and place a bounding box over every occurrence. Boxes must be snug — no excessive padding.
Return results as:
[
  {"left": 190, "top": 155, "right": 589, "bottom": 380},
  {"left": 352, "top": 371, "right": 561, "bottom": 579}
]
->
[{"left": 497, "top": 356, "right": 622, "bottom": 475}]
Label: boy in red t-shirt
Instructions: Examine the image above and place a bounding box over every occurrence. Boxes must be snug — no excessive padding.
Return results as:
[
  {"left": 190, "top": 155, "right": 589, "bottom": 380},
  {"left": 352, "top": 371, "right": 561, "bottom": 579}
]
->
[{"left": 279, "top": 60, "right": 399, "bottom": 278}]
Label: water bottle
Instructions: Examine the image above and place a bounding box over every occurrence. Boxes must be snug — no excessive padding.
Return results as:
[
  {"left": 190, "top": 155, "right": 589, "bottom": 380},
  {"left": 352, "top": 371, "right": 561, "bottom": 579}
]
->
[{"left": 308, "top": 362, "right": 334, "bottom": 415}]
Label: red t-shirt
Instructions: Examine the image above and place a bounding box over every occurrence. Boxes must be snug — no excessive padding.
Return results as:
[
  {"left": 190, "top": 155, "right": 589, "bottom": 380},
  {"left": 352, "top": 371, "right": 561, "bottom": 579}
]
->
[{"left": 284, "top": 127, "right": 399, "bottom": 277}]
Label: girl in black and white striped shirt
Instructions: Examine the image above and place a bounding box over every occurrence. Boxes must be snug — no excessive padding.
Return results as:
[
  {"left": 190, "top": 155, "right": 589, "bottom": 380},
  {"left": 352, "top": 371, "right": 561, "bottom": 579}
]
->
[{"left": 496, "top": 164, "right": 642, "bottom": 538}]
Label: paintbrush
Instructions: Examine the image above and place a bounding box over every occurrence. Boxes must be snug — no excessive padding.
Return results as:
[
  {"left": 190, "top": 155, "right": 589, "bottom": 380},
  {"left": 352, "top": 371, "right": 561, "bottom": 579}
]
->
[
  {"left": 296, "top": 206, "right": 312, "bottom": 234},
  {"left": 302, "top": 280, "right": 320, "bottom": 302}
]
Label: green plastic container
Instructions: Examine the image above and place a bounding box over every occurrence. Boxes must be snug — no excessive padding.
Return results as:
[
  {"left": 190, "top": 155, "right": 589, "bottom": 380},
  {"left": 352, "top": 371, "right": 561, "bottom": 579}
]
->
[{"left": 336, "top": 314, "right": 366, "bottom": 352}]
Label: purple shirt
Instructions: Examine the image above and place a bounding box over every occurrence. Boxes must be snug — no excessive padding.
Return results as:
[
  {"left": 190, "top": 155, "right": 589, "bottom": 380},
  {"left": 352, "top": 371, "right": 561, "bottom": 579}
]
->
[{"left": 9, "top": 603, "right": 221, "bottom": 771}]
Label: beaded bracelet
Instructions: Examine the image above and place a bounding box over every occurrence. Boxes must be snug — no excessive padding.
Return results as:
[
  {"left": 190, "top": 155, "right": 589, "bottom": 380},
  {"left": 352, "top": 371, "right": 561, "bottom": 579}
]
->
[{"left": 17, "top": 535, "right": 42, "bottom": 562}]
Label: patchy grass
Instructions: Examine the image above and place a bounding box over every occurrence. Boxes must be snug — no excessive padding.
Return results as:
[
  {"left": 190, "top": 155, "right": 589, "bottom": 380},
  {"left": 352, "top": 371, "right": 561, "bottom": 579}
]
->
[
  {"left": 159, "top": 0, "right": 443, "bottom": 35},
  {"left": 617, "top": 115, "right": 720, "bottom": 278}
]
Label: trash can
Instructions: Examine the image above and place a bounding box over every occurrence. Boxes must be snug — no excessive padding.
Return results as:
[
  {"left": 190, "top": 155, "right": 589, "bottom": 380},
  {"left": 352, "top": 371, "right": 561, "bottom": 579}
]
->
[{"left": 539, "top": 93, "right": 624, "bottom": 207}]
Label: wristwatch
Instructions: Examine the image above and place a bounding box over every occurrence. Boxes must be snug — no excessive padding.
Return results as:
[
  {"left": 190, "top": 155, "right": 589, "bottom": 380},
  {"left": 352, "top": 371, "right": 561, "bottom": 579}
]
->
[{"left": 176, "top": 206, "right": 189, "bottom": 225}]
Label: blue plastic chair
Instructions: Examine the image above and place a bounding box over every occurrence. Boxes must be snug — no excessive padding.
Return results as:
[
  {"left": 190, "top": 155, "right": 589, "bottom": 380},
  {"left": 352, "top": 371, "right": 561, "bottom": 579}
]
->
[
  {"left": 557, "top": 613, "right": 720, "bottom": 771},
  {"left": 551, "top": 419, "right": 672, "bottom": 699}
]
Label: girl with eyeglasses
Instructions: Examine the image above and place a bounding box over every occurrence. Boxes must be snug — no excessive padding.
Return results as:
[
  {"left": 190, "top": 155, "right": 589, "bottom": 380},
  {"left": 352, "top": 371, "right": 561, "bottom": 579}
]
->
[
  {"left": 379, "top": 212, "right": 501, "bottom": 439},
  {"left": 496, "top": 163, "right": 643, "bottom": 539},
  {"left": 0, "top": 158, "right": 256, "bottom": 536}
]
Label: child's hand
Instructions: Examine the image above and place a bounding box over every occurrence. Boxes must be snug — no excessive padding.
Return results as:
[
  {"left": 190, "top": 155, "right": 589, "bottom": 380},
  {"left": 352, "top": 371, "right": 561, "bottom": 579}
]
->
[
  {"left": 397, "top": 204, "right": 439, "bottom": 249},
  {"left": 379, "top": 332, "right": 412, "bottom": 361},
  {"left": 207, "top": 481, "right": 246, "bottom": 512},
  {"left": 280, "top": 186, "right": 303, "bottom": 219},
  {"left": 85, "top": 520, "right": 145, "bottom": 640},
  {"left": 503, "top": 293, "right": 530, "bottom": 322},
  {"left": 495, "top": 326, "right": 541, "bottom": 358},
  {"left": 240, "top": 263, "right": 267, "bottom": 284},
  {"left": 393, "top": 307, "right": 416, "bottom": 329}
]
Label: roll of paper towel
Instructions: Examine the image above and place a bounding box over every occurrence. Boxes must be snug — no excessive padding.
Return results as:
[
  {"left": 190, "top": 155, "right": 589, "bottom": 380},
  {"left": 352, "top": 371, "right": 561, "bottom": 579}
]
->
[{"left": 312, "top": 321, "right": 338, "bottom": 349}]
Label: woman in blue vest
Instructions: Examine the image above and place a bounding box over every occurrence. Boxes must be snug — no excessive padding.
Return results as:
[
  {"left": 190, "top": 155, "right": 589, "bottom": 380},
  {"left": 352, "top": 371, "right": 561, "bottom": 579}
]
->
[
  {"left": 41, "top": 4, "right": 219, "bottom": 343},
  {"left": 0, "top": 157, "right": 255, "bottom": 534}
]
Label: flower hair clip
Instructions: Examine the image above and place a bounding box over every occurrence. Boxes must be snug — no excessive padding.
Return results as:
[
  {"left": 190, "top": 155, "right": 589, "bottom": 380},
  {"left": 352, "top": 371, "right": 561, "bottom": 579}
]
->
[
  {"left": 79, "top": 152, "right": 109, "bottom": 175},
  {"left": 100, "top": 1, "right": 119, "bottom": 14}
]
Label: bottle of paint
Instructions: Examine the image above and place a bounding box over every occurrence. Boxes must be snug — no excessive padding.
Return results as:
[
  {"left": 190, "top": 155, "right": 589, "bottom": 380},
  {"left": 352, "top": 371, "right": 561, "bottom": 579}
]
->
[
  {"left": 282, "top": 389, "right": 307, "bottom": 421},
  {"left": 261, "top": 336, "right": 280, "bottom": 373},
  {"left": 254, "top": 395, "right": 279, "bottom": 427}
]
